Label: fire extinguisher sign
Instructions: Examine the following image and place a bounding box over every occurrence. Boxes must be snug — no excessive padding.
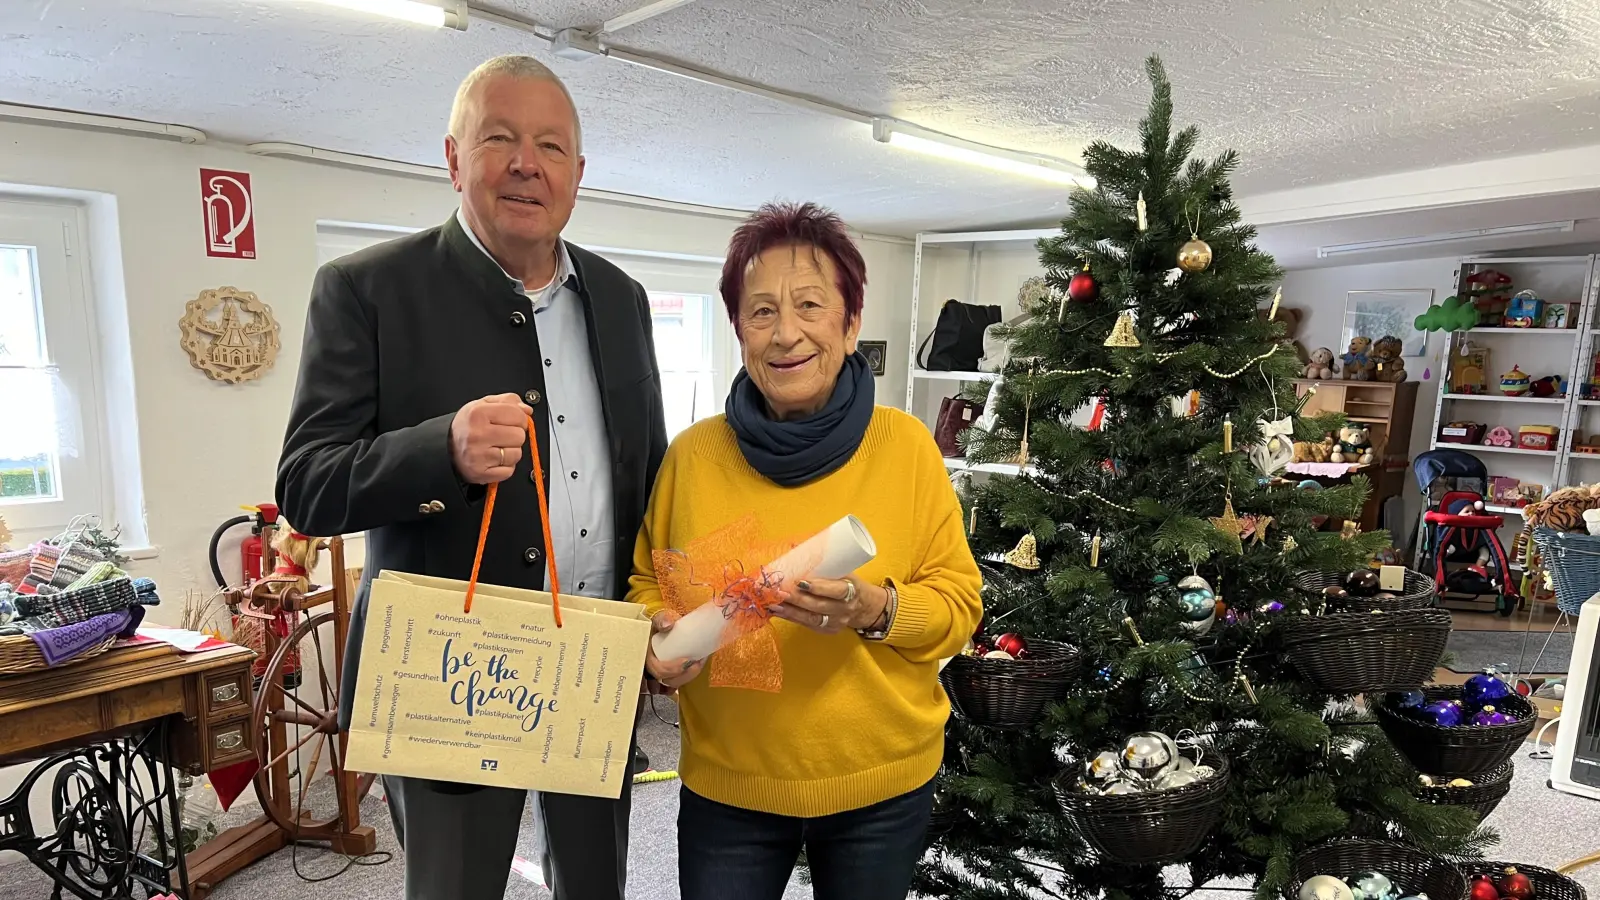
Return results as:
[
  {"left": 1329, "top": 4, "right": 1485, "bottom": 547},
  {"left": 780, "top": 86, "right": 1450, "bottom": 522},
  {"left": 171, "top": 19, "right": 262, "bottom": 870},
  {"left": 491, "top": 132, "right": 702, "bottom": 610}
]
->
[{"left": 199, "top": 168, "right": 256, "bottom": 259}]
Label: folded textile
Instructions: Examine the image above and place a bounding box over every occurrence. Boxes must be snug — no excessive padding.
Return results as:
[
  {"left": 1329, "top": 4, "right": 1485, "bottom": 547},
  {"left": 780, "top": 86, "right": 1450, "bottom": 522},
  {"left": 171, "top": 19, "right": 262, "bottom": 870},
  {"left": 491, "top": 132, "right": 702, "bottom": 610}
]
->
[
  {"left": 15, "top": 576, "right": 137, "bottom": 629},
  {"left": 19, "top": 541, "right": 63, "bottom": 593},
  {"left": 132, "top": 578, "right": 160, "bottom": 606},
  {"left": 0, "top": 550, "right": 29, "bottom": 588},
  {"left": 68, "top": 561, "right": 125, "bottom": 590},
  {"left": 28, "top": 606, "right": 143, "bottom": 666},
  {"left": 47, "top": 541, "right": 108, "bottom": 590}
]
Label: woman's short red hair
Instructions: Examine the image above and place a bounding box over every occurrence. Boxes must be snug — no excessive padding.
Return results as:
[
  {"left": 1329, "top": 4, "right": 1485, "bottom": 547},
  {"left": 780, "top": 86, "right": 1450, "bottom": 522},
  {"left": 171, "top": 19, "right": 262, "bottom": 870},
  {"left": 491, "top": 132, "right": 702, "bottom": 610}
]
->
[{"left": 720, "top": 201, "right": 867, "bottom": 334}]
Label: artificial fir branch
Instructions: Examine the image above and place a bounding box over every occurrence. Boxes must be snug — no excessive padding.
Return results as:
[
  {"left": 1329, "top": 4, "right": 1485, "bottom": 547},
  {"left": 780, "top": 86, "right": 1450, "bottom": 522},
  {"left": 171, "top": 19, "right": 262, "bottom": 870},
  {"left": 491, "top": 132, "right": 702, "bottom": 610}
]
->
[{"left": 925, "top": 53, "right": 1478, "bottom": 900}]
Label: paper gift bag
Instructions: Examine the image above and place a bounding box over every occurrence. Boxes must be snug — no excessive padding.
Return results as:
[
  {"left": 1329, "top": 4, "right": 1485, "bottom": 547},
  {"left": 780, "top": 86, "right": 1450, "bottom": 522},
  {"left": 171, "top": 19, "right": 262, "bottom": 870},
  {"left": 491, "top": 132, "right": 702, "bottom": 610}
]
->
[{"left": 344, "top": 411, "right": 651, "bottom": 799}]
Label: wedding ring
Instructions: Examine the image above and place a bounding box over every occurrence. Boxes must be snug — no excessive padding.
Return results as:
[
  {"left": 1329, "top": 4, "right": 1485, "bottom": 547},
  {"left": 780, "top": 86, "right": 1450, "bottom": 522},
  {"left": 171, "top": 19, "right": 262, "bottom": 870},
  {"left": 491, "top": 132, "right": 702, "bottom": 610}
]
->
[
  {"left": 497, "top": 447, "right": 506, "bottom": 467},
  {"left": 843, "top": 581, "right": 857, "bottom": 605}
]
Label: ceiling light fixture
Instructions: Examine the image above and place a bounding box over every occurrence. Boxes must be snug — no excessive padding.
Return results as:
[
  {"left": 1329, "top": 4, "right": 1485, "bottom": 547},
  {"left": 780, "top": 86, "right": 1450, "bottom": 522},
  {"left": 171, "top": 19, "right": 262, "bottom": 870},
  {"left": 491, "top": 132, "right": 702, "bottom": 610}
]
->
[
  {"left": 871, "top": 119, "right": 1092, "bottom": 188},
  {"left": 1315, "top": 220, "right": 1577, "bottom": 258},
  {"left": 299, "top": 0, "right": 467, "bottom": 30}
]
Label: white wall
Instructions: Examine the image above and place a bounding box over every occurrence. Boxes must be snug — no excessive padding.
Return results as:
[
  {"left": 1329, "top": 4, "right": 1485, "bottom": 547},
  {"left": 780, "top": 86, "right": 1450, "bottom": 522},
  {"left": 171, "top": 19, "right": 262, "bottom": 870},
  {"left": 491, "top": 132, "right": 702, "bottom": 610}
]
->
[{"left": 0, "top": 119, "right": 912, "bottom": 616}]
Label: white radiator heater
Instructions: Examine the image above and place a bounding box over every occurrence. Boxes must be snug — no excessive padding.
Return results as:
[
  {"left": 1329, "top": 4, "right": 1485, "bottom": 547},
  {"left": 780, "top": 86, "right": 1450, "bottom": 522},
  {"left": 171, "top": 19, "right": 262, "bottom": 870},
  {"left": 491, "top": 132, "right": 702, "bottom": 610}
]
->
[{"left": 1551, "top": 594, "right": 1600, "bottom": 801}]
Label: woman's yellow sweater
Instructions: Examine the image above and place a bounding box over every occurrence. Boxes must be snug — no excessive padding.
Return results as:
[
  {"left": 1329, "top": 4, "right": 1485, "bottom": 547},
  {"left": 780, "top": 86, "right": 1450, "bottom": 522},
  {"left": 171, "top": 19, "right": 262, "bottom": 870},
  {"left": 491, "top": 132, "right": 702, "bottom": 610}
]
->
[{"left": 627, "top": 406, "right": 983, "bottom": 818}]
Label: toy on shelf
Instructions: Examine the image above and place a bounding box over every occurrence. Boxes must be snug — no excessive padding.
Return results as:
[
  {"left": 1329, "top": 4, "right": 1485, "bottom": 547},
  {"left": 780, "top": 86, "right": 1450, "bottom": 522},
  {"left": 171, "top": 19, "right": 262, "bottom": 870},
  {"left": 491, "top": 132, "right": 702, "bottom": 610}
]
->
[
  {"left": 1573, "top": 434, "right": 1600, "bottom": 455},
  {"left": 1293, "top": 435, "right": 1336, "bottom": 463},
  {"left": 1341, "top": 336, "right": 1373, "bottom": 381},
  {"left": 1330, "top": 423, "right": 1375, "bottom": 466},
  {"left": 1518, "top": 425, "right": 1559, "bottom": 452},
  {"left": 1499, "top": 365, "right": 1531, "bottom": 396},
  {"left": 1304, "top": 347, "right": 1336, "bottom": 380},
  {"left": 1489, "top": 477, "right": 1522, "bottom": 505},
  {"left": 1449, "top": 346, "right": 1490, "bottom": 394},
  {"left": 1544, "top": 302, "right": 1574, "bottom": 329},
  {"left": 1370, "top": 335, "right": 1407, "bottom": 382},
  {"left": 1464, "top": 269, "right": 1514, "bottom": 326},
  {"left": 1439, "top": 421, "right": 1486, "bottom": 444},
  {"left": 1483, "top": 426, "right": 1515, "bottom": 448},
  {"left": 1502, "top": 290, "right": 1545, "bottom": 328},
  {"left": 1415, "top": 295, "right": 1480, "bottom": 332},
  {"left": 1529, "top": 375, "right": 1565, "bottom": 398},
  {"left": 1519, "top": 483, "right": 1547, "bottom": 505}
]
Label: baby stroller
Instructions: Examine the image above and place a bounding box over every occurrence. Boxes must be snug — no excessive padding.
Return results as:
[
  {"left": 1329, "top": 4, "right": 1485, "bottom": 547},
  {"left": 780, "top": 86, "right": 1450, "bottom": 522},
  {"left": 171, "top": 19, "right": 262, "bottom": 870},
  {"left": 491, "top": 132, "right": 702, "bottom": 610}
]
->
[{"left": 1412, "top": 448, "right": 1517, "bottom": 616}]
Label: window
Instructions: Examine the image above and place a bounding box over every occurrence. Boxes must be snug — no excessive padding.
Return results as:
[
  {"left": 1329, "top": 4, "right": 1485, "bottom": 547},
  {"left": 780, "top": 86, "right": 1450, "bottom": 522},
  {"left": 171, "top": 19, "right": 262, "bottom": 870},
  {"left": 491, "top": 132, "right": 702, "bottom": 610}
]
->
[{"left": 0, "top": 199, "right": 106, "bottom": 534}]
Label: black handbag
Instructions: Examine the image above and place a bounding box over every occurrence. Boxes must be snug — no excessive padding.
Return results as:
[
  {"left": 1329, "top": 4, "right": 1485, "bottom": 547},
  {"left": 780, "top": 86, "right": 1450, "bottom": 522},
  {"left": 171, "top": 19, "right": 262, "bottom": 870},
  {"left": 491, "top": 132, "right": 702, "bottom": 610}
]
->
[{"left": 918, "top": 300, "right": 1002, "bottom": 371}]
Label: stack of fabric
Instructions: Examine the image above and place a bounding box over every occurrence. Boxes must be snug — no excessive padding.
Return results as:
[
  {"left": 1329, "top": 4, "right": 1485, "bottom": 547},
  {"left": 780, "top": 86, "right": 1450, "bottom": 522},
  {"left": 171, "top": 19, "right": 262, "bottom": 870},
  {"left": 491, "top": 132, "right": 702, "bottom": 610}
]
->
[{"left": 0, "top": 538, "right": 161, "bottom": 668}]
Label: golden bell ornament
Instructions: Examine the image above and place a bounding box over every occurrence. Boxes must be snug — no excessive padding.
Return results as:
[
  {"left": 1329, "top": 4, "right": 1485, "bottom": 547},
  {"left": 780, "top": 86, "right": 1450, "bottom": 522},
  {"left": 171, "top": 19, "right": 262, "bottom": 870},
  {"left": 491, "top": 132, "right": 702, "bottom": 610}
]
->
[
  {"left": 1104, "top": 311, "right": 1141, "bottom": 348},
  {"left": 1004, "top": 532, "right": 1041, "bottom": 570},
  {"left": 1177, "top": 235, "right": 1213, "bottom": 273}
]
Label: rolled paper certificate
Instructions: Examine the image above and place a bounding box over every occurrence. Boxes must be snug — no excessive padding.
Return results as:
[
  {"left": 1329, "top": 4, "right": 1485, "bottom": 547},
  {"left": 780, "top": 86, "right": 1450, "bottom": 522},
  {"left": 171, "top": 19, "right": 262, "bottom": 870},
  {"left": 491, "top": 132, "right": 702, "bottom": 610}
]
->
[{"left": 652, "top": 514, "right": 877, "bottom": 662}]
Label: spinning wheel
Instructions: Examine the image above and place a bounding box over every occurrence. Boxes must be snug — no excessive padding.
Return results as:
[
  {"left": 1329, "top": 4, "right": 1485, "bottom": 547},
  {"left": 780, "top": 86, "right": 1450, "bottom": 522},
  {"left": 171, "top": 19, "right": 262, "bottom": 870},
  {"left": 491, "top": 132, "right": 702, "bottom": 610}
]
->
[{"left": 185, "top": 535, "right": 376, "bottom": 898}]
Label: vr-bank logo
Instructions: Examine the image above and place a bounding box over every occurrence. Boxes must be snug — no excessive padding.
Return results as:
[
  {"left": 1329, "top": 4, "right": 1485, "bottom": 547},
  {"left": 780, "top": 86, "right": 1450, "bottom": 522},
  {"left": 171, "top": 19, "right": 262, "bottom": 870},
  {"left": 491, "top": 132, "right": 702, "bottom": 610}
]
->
[{"left": 481, "top": 759, "right": 499, "bottom": 772}]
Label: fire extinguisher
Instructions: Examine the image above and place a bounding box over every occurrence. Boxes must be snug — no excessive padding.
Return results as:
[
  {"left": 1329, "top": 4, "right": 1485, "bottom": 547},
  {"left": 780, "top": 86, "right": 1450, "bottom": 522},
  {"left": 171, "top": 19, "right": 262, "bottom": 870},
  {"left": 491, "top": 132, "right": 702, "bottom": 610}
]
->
[{"left": 209, "top": 502, "right": 279, "bottom": 587}]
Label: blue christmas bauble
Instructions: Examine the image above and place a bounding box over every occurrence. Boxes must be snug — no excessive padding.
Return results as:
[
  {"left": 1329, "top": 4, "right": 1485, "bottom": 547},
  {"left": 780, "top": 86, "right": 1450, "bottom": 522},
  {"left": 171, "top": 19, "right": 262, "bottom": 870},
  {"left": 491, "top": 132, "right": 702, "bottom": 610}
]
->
[
  {"left": 1462, "top": 669, "right": 1513, "bottom": 708},
  {"left": 1395, "top": 690, "right": 1426, "bottom": 710},
  {"left": 1421, "top": 700, "right": 1464, "bottom": 727},
  {"left": 1179, "top": 591, "right": 1215, "bottom": 621}
]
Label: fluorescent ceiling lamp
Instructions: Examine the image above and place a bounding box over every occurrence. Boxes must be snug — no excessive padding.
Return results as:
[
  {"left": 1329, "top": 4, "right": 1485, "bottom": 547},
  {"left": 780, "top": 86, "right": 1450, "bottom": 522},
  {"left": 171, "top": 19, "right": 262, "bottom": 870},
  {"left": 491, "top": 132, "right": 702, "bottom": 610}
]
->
[
  {"left": 872, "top": 119, "right": 1091, "bottom": 187},
  {"left": 299, "top": 0, "right": 467, "bottom": 29},
  {"left": 1316, "top": 220, "right": 1576, "bottom": 258}
]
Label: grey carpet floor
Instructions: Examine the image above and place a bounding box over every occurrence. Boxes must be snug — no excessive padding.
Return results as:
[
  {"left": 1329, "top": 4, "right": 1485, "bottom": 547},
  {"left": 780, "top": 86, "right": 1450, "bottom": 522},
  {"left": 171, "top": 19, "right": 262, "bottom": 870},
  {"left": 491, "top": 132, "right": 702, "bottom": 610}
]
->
[
  {"left": 5, "top": 725, "right": 1600, "bottom": 899},
  {"left": 1445, "top": 626, "right": 1574, "bottom": 674}
]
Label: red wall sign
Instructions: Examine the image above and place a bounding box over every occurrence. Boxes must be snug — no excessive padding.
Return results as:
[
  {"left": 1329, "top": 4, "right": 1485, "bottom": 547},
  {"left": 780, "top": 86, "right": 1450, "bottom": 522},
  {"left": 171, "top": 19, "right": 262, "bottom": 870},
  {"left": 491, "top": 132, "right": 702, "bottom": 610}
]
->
[{"left": 200, "top": 168, "right": 256, "bottom": 259}]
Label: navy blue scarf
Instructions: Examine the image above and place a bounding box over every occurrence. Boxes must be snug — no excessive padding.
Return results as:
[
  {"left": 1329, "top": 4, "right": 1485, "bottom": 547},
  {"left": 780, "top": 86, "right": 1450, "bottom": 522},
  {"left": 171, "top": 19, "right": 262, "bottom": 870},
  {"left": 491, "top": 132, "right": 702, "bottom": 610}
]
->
[{"left": 725, "top": 351, "right": 875, "bottom": 486}]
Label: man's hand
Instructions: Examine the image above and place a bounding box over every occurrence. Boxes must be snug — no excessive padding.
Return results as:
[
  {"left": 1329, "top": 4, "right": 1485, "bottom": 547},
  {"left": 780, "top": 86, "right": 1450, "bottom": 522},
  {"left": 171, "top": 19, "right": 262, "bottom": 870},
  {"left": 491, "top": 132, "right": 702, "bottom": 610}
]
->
[
  {"left": 644, "top": 612, "right": 705, "bottom": 693},
  {"left": 450, "top": 393, "right": 534, "bottom": 484}
]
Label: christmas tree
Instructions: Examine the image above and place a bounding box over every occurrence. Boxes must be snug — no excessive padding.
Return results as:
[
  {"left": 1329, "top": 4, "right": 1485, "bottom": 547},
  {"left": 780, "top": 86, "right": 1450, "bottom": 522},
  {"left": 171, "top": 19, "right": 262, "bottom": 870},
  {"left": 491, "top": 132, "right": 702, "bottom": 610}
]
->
[{"left": 918, "top": 56, "right": 1489, "bottom": 900}]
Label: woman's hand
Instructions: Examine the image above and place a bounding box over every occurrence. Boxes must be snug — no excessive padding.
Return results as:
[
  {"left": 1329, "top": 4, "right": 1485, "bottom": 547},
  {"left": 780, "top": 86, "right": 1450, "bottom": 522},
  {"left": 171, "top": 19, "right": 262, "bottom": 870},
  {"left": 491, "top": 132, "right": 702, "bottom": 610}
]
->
[
  {"left": 770, "top": 576, "right": 887, "bottom": 635},
  {"left": 645, "top": 612, "right": 705, "bottom": 693}
]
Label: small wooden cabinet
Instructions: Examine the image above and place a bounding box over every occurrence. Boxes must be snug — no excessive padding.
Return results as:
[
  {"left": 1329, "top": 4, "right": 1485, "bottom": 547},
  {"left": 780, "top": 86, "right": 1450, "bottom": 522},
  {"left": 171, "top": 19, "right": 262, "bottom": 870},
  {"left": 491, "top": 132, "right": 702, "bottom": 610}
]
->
[{"left": 1294, "top": 379, "right": 1419, "bottom": 463}]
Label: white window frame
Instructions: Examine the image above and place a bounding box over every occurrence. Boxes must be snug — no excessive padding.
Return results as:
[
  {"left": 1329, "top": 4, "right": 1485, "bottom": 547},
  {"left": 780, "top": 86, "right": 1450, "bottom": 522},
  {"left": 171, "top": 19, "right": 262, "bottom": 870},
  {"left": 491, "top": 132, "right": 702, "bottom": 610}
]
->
[{"left": 0, "top": 198, "right": 109, "bottom": 536}]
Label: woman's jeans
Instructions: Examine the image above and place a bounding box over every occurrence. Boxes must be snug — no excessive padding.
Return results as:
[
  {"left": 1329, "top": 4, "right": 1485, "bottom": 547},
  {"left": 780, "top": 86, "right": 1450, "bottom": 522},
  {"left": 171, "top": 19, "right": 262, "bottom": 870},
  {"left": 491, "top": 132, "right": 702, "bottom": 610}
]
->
[{"left": 677, "top": 780, "right": 934, "bottom": 900}]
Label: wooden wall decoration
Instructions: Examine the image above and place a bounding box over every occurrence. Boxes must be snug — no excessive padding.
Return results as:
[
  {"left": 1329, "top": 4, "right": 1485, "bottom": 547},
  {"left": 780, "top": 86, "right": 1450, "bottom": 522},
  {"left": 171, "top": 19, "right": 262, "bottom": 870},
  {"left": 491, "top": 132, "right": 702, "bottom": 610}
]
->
[{"left": 179, "top": 286, "right": 281, "bottom": 384}]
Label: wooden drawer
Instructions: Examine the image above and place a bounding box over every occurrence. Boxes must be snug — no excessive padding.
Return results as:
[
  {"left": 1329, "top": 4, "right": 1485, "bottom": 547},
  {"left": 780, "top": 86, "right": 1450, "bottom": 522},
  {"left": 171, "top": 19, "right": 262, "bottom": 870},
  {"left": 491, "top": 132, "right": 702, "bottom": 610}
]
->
[
  {"left": 202, "top": 666, "right": 250, "bottom": 719},
  {"left": 201, "top": 715, "right": 255, "bottom": 771}
]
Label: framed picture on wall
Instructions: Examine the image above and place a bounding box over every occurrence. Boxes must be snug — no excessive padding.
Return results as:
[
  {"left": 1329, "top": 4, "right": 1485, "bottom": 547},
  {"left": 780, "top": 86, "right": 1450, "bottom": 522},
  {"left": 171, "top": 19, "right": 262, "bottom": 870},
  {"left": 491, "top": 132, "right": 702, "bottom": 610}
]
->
[
  {"left": 859, "top": 340, "right": 888, "bottom": 376},
  {"left": 1341, "top": 289, "right": 1434, "bottom": 359}
]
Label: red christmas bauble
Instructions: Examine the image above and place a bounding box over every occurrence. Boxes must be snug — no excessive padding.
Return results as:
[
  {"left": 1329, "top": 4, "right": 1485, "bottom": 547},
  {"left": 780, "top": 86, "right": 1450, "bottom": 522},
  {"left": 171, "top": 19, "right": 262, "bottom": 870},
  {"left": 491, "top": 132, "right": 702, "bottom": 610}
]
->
[
  {"left": 994, "top": 633, "right": 1030, "bottom": 659},
  {"left": 1067, "top": 270, "right": 1099, "bottom": 303},
  {"left": 1500, "top": 867, "right": 1534, "bottom": 900},
  {"left": 1469, "top": 875, "right": 1501, "bottom": 900}
]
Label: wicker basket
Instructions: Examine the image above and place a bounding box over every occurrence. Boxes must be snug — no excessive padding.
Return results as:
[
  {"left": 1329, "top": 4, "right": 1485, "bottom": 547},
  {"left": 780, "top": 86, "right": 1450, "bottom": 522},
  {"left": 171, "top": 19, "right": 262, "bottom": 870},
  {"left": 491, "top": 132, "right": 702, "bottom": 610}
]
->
[
  {"left": 1053, "top": 754, "right": 1231, "bottom": 867},
  {"left": 1531, "top": 527, "right": 1600, "bottom": 615},
  {"left": 0, "top": 632, "right": 117, "bottom": 675},
  {"left": 1375, "top": 686, "right": 1537, "bottom": 777},
  {"left": 1413, "top": 760, "right": 1513, "bottom": 822},
  {"left": 1275, "top": 608, "right": 1452, "bottom": 694},
  {"left": 1455, "top": 861, "right": 1588, "bottom": 900},
  {"left": 1286, "top": 838, "right": 1466, "bottom": 900},
  {"left": 940, "top": 639, "right": 1079, "bottom": 728},
  {"left": 1294, "top": 569, "right": 1438, "bottom": 612}
]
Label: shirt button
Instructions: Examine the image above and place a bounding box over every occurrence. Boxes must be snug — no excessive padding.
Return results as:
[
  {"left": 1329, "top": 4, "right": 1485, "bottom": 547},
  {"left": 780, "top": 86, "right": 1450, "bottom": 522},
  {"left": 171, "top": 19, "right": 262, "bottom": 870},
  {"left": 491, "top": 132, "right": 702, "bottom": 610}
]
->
[
  {"left": 525, "top": 389, "right": 541, "bottom": 405},
  {"left": 509, "top": 311, "right": 527, "bottom": 327},
  {"left": 544, "top": 358, "right": 552, "bottom": 367},
  {"left": 557, "top": 415, "right": 566, "bottom": 424},
  {"left": 570, "top": 471, "right": 578, "bottom": 480},
  {"left": 578, "top": 581, "right": 586, "bottom": 590},
  {"left": 523, "top": 547, "right": 542, "bottom": 565},
  {"left": 580, "top": 529, "right": 588, "bottom": 538}
]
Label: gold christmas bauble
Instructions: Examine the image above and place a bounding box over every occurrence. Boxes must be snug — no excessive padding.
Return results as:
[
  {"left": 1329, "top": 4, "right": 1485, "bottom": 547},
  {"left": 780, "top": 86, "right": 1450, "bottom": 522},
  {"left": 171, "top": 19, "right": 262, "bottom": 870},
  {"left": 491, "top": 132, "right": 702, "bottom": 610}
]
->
[{"left": 1178, "top": 237, "right": 1213, "bottom": 273}]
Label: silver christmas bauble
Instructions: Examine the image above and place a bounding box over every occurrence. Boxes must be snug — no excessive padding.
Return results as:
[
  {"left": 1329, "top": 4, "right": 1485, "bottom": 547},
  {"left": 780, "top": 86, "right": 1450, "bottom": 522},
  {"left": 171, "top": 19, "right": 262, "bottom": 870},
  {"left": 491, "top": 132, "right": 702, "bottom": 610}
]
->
[
  {"left": 1101, "top": 780, "right": 1139, "bottom": 795},
  {"left": 1122, "top": 731, "right": 1178, "bottom": 779},
  {"left": 1083, "top": 750, "right": 1122, "bottom": 787},
  {"left": 1299, "top": 874, "right": 1355, "bottom": 900},
  {"left": 1346, "top": 870, "right": 1396, "bottom": 900},
  {"left": 1188, "top": 764, "right": 1217, "bottom": 781},
  {"left": 1153, "top": 769, "right": 1199, "bottom": 790}
]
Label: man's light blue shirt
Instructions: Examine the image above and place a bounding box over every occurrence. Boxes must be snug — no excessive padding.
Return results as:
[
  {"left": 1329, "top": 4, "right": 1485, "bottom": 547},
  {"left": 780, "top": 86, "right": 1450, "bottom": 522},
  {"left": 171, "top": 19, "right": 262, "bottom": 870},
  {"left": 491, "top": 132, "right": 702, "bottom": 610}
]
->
[{"left": 456, "top": 207, "right": 617, "bottom": 600}]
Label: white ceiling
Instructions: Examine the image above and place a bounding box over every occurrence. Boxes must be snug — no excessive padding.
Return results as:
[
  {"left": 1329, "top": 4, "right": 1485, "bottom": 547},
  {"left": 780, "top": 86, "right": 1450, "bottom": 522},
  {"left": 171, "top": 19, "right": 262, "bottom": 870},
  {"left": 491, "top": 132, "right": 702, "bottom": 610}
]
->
[{"left": 4, "top": 0, "right": 1600, "bottom": 240}]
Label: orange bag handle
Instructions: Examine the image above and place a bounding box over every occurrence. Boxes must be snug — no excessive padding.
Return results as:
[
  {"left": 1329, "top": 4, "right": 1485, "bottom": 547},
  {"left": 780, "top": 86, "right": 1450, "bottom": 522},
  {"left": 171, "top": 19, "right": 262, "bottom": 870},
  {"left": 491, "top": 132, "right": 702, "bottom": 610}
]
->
[{"left": 463, "top": 413, "right": 562, "bottom": 626}]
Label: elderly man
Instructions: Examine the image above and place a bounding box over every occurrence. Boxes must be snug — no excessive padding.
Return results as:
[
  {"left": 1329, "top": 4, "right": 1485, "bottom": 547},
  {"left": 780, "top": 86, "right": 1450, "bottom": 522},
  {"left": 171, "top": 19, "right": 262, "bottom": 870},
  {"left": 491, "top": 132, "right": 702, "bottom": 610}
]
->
[{"left": 277, "top": 54, "right": 666, "bottom": 899}]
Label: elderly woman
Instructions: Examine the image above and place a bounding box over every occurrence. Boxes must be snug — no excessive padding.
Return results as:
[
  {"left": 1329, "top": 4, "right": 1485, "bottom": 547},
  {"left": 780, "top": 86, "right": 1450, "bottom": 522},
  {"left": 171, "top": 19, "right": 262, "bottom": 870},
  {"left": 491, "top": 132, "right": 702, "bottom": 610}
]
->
[{"left": 627, "top": 201, "right": 982, "bottom": 899}]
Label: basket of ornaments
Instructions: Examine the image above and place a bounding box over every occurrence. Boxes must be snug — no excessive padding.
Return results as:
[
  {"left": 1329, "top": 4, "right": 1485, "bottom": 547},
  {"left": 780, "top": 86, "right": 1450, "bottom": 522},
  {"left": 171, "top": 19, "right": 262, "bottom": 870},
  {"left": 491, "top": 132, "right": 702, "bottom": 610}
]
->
[
  {"left": 1276, "top": 569, "right": 1452, "bottom": 695},
  {"left": 1412, "top": 759, "right": 1514, "bottom": 823},
  {"left": 1295, "top": 567, "right": 1439, "bottom": 612},
  {"left": 1375, "top": 670, "right": 1537, "bottom": 777},
  {"left": 1287, "top": 837, "right": 1465, "bottom": 900},
  {"left": 1052, "top": 730, "right": 1230, "bottom": 866},
  {"left": 1456, "top": 862, "right": 1588, "bottom": 900},
  {"left": 940, "top": 630, "right": 1080, "bottom": 728}
]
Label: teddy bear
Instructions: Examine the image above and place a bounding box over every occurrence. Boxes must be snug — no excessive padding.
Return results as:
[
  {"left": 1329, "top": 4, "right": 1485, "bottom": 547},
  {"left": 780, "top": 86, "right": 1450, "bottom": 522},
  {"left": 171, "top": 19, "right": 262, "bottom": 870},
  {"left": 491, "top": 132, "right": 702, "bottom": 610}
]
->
[
  {"left": 1292, "top": 434, "right": 1336, "bottom": 463},
  {"left": 1341, "top": 337, "right": 1373, "bottom": 381},
  {"left": 1329, "top": 423, "right": 1375, "bottom": 465},
  {"left": 1304, "top": 347, "right": 1337, "bottom": 380},
  {"left": 1369, "top": 335, "right": 1406, "bottom": 382}
]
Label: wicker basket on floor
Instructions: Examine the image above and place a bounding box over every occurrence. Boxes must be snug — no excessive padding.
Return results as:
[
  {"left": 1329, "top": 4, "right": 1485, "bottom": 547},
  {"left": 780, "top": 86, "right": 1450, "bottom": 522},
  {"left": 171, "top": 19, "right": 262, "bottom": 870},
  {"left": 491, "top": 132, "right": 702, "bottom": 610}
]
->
[
  {"left": 1286, "top": 838, "right": 1465, "bottom": 900},
  {"left": 0, "top": 632, "right": 116, "bottom": 675},
  {"left": 1052, "top": 754, "right": 1231, "bottom": 867},
  {"left": 1375, "top": 686, "right": 1537, "bottom": 777},
  {"left": 1293, "top": 569, "right": 1438, "bottom": 612},
  {"left": 1531, "top": 527, "right": 1600, "bottom": 615},
  {"left": 1455, "top": 861, "right": 1588, "bottom": 900},
  {"left": 1412, "top": 760, "right": 1513, "bottom": 822},
  {"left": 940, "top": 639, "right": 1079, "bottom": 728},
  {"left": 1275, "top": 607, "right": 1451, "bottom": 694}
]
